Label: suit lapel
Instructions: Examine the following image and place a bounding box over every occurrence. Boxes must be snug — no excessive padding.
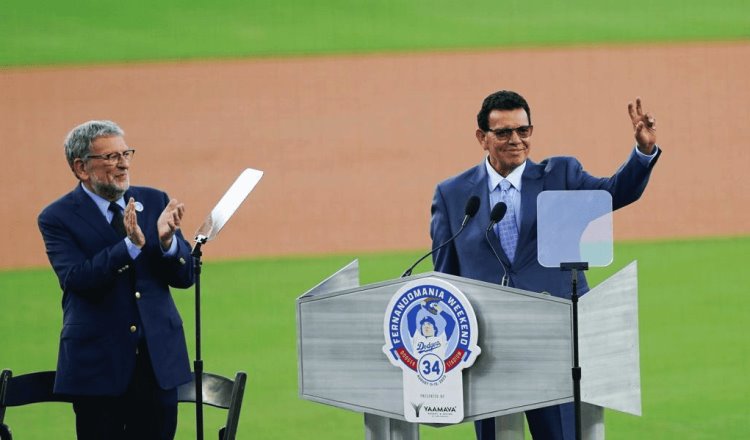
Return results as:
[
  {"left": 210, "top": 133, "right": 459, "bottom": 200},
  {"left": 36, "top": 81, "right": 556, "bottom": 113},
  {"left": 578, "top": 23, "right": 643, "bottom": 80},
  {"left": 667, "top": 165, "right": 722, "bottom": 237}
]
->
[
  {"left": 517, "top": 160, "right": 544, "bottom": 263},
  {"left": 71, "top": 184, "right": 121, "bottom": 241},
  {"left": 467, "top": 162, "right": 491, "bottom": 234}
]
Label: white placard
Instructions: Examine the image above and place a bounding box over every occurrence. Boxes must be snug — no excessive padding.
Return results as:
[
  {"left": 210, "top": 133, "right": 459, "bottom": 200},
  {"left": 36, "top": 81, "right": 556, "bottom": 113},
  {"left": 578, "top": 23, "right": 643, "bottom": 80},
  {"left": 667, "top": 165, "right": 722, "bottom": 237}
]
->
[
  {"left": 194, "top": 168, "right": 263, "bottom": 242},
  {"left": 382, "top": 277, "right": 481, "bottom": 423}
]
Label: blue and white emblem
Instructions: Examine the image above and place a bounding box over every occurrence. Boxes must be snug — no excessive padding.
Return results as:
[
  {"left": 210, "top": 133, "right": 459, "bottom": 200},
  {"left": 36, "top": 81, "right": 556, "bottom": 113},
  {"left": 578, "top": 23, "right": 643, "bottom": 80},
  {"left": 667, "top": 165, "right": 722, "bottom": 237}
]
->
[{"left": 383, "top": 277, "right": 481, "bottom": 423}]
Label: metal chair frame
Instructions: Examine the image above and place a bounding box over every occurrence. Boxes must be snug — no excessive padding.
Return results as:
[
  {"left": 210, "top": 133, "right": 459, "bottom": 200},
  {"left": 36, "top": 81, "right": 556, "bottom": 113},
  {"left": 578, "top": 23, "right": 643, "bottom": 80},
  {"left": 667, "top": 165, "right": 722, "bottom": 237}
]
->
[{"left": 0, "top": 369, "right": 246, "bottom": 440}]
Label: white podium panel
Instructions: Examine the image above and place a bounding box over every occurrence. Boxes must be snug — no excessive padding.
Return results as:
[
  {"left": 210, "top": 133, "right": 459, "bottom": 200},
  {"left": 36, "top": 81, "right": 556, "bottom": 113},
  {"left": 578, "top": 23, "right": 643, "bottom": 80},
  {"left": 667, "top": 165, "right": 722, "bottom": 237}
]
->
[
  {"left": 296, "top": 262, "right": 642, "bottom": 439},
  {"left": 298, "top": 267, "right": 573, "bottom": 420}
]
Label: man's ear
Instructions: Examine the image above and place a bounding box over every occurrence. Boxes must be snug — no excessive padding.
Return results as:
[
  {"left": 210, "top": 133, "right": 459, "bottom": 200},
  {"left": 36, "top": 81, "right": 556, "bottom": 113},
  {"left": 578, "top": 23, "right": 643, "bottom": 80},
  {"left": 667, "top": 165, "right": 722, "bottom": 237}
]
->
[
  {"left": 475, "top": 129, "right": 488, "bottom": 150},
  {"left": 72, "top": 159, "right": 89, "bottom": 181}
]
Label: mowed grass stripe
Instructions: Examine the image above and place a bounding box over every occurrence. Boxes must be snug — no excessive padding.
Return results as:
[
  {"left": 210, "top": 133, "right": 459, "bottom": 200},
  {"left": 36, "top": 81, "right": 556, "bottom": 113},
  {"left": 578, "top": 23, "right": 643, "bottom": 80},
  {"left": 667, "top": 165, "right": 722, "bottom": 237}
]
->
[
  {"left": 2, "top": 0, "right": 749, "bottom": 66},
  {"left": 0, "top": 236, "right": 747, "bottom": 438}
]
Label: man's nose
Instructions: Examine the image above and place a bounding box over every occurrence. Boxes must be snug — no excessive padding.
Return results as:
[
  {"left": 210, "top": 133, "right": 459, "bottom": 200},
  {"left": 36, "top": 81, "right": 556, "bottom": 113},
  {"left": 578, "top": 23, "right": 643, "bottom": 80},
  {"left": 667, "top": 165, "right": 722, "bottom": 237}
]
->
[{"left": 508, "top": 129, "right": 523, "bottom": 144}]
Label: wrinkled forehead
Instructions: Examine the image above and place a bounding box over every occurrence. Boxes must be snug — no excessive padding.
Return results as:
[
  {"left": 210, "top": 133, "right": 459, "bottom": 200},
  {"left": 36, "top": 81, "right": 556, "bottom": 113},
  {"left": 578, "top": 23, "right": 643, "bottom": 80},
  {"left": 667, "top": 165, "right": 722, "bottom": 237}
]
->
[
  {"left": 90, "top": 135, "right": 127, "bottom": 152},
  {"left": 488, "top": 108, "right": 530, "bottom": 128}
]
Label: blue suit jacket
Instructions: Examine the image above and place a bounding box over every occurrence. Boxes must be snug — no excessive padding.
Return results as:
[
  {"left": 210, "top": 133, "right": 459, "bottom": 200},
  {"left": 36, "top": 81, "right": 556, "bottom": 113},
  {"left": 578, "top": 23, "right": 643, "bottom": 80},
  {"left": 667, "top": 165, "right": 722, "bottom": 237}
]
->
[
  {"left": 38, "top": 184, "right": 194, "bottom": 396},
  {"left": 431, "top": 149, "right": 660, "bottom": 298}
]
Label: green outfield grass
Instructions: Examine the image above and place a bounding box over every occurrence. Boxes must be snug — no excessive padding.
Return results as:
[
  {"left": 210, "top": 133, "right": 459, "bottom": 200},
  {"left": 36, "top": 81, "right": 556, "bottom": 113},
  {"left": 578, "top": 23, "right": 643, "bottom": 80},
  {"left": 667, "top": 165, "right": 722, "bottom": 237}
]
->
[
  {"left": 0, "top": 236, "right": 748, "bottom": 439},
  {"left": 2, "top": 0, "right": 749, "bottom": 66}
]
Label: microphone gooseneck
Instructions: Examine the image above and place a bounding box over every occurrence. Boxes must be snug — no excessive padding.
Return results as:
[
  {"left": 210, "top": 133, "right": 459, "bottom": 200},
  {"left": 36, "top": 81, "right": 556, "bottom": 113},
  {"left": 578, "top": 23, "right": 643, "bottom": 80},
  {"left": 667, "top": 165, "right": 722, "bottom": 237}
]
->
[
  {"left": 401, "top": 195, "right": 481, "bottom": 278},
  {"left": 485, "top": 202, "right": 510, "bottom": 286}
]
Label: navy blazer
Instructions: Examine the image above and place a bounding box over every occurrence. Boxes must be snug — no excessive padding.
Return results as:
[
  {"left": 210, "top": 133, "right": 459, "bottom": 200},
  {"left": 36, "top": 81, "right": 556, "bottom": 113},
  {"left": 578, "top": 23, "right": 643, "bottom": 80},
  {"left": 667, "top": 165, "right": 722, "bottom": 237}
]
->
[
  {"left": 38, "top": 184, "right": 194, "bottom": 396},
  {"left": 431, "top": 149, "right": 660, "bottom": 298}
]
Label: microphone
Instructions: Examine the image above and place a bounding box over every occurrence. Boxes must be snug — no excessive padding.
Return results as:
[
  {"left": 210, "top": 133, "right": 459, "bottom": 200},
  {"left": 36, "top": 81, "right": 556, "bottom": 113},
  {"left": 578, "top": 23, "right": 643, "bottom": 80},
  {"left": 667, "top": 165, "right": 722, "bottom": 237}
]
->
[
  {"left": 401, "top": 195, "right": 480, "bottom": 277},
  {"left": 488, "top": 202, "right": 507, "bottom": 227},
  {"left": 484, "top": 202, "right": 510, "bottom": 286}
]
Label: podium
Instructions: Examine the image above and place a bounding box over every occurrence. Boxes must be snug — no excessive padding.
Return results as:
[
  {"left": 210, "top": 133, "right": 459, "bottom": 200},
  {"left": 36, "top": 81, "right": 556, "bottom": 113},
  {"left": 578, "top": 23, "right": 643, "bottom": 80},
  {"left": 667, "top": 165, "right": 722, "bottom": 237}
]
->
[{"left": 296, "top": 260, "right": 642, "bottom": 439}]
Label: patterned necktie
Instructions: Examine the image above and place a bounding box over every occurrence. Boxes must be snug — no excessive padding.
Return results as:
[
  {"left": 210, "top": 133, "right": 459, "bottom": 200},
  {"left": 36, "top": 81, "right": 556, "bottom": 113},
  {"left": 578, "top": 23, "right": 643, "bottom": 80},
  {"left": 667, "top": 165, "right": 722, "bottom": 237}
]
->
[
  {"left": 496, "top": 179, "right": 519, "bottom": 262},
  {"left": 109, "top": 202, "right": 126, "bottom": 238}
]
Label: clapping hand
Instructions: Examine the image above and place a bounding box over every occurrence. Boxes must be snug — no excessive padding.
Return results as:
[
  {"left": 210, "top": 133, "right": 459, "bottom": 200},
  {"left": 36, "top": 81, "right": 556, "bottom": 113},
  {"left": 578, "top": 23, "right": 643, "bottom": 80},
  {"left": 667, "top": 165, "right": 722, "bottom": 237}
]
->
[
  {"left": 125, "top": 198, "right": 145, "bottom": 248},
  {"left": 157, "top": 199, "right": 185, "bottom": 250}
]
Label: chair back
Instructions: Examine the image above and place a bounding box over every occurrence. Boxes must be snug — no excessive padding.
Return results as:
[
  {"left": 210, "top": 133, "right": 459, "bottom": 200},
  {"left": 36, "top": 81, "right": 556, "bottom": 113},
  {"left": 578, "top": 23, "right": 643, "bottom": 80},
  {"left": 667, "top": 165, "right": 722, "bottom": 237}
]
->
[
  {"left": 1, "top": 369, "right": 246, "bottom": 440},
  {"left": 177, "top": 371, "right": 247, "bottom": 440},
  {"left": 1, "top": 369, "right": 73, "bottom": 440}
]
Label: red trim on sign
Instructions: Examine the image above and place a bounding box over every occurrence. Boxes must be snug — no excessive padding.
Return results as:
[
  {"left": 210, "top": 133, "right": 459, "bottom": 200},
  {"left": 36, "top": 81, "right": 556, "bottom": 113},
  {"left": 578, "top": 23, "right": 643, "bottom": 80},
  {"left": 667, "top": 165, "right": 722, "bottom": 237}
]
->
[
  {"left": 444, "top": 348, "right": 465, "bottom": 372},
  {"left": 397, "top": 347, "right": 418, "bottom": 371}
]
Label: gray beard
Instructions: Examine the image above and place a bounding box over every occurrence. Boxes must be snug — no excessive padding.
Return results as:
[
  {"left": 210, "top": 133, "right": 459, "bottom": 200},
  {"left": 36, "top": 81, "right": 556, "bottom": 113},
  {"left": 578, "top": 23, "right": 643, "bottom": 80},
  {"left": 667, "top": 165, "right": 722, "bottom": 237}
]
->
[{"left": 91, "top": 181, "right": 127, "bottom": 201}]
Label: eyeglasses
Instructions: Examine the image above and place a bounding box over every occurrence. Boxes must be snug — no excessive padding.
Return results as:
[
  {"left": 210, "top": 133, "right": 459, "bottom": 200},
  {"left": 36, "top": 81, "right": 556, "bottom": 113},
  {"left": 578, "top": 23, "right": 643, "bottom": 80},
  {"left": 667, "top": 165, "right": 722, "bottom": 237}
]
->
[
  {"left": 486, "top": 125, "right": 533, "bottom": 141},
  {"left": 85, "top": 149, "right": 136, "bottom": 164}
]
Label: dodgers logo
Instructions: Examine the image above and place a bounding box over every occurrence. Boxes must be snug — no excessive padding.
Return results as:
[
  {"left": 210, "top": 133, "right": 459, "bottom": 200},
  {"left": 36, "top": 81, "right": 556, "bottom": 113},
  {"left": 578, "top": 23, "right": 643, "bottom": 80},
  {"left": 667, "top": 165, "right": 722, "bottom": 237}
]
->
[{"left": 383, "top": 277, "right": 481, "bottom": 423}]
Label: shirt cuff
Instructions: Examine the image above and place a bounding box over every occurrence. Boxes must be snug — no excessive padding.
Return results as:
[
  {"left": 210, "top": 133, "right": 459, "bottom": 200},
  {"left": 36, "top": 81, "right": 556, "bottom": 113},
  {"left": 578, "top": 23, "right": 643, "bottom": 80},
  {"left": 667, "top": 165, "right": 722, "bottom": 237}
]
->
[
  {"left": 161, "top": 236, "right": 179, "bottom": 257},
  {"left": 124, "top": 238, "right": 142, "bottom": 260},
  {"left": 634, "top": 144, "right": 659, "bottom": 166}
]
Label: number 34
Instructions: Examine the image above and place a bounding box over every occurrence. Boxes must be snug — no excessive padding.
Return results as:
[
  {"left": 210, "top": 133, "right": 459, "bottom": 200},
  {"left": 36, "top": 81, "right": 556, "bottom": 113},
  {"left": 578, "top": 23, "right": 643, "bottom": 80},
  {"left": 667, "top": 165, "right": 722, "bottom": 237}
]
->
[{"left": 422, "top": 359, "right": 441, "bottom": 376}]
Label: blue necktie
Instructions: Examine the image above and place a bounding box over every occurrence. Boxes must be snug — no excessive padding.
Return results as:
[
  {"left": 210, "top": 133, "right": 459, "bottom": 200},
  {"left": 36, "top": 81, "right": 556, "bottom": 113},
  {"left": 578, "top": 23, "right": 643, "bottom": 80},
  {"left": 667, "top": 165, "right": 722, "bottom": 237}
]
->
[{"left": 496, "top": 180, "right": 519, "bottom": 262}]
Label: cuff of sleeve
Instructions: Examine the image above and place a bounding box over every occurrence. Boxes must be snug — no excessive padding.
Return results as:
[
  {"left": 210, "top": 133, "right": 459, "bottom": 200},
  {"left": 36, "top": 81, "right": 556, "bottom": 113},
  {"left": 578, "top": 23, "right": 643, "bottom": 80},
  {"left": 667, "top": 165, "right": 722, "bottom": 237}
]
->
[
  {"left": 161, "top": 236, "right": 179, "bottom": 257},
  {"left": 124, "top": 238, "right": 142, "bottom": 260},
  {"left": 634, "top": 144, "right": 659, "bottom": 166}
]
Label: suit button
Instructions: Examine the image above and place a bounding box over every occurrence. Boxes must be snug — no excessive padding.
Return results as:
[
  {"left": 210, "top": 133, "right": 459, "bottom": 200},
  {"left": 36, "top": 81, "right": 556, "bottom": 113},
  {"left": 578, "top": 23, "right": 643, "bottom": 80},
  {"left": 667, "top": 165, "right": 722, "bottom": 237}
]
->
[
  {"left": 179, "top": 257, "right": 186, "bottom": 265},
  {"left": 135, "top": 292, "right": 141, "bottom": 299},
  {"left": 130, "top": 325, "right": 137, "bottom": 333}
]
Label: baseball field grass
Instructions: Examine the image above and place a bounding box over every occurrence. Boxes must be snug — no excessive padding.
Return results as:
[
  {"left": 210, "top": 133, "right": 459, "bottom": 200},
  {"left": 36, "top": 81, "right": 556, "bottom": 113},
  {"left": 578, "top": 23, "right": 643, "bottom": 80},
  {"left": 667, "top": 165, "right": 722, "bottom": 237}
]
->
[
  {"left": 1, "top": 236, "right": 748, "bottom": 439},
  {"left": 2, "top": 0, "right": 749, "bottom": 66},
  {"left": 3, "top": 1, "right": 748, "bottom": 438}
]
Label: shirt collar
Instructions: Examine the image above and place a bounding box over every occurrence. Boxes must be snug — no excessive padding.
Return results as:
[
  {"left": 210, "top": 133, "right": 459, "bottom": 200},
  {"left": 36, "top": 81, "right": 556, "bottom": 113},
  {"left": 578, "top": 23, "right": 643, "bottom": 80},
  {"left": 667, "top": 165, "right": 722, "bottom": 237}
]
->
[
  {"left": 80, "top": 183, "right": 125, "bottom": 217},
  {"left": 485, "top": 157, "right": 526, "bottom": 191}
]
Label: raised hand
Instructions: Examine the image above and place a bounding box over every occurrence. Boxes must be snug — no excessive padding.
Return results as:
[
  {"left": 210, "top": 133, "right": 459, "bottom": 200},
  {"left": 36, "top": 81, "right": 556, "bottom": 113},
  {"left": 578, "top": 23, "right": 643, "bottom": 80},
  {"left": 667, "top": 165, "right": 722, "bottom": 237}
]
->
[
  {"left": 628, "top": 97, "right": 657, "bottom": 154},
  {"left": 125, "top": 197, "right": 145, "bottom": 248},
  {"left": 157, "top": 198, "right": 185, "bottom": 250}
]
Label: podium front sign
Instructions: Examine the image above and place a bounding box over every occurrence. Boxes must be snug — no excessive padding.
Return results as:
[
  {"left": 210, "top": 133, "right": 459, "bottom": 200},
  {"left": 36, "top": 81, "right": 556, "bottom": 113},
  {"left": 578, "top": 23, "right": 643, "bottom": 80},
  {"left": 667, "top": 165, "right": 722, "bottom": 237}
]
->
[{"left": 382, "top": 277, "right": 481, "bottom": 423}]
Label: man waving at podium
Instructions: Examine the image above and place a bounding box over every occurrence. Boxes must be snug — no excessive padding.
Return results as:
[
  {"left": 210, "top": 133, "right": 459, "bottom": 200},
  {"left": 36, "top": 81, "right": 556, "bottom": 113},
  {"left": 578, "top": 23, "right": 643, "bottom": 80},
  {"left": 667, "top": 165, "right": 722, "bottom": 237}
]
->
[
  {"left": 38, "top": 120, "right": 194, "bottom": 440},
  {"left": 430, "top": 91, "right": 660, "bottom": 440}
]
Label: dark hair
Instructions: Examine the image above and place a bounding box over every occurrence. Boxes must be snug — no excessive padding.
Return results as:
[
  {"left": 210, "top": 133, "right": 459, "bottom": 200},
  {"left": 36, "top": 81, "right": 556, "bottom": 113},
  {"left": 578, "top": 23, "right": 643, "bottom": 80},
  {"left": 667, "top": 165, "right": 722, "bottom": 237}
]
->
[
  {"left": 419, "top": 316, "right": 438, "bottom": 336},
  {"left": 476, "top": 90, "right": 531, "bottom": 131}
]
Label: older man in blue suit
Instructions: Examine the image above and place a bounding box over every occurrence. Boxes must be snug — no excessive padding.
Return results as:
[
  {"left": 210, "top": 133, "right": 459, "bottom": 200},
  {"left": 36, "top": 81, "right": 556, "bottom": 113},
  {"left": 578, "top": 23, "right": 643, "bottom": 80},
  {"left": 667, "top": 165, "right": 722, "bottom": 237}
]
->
[
  {"left": 38, "top": 120, "right": 194, "bottom": 440},
  {"left": 430, "top": 91, "right": 660, "bottom": 440}
]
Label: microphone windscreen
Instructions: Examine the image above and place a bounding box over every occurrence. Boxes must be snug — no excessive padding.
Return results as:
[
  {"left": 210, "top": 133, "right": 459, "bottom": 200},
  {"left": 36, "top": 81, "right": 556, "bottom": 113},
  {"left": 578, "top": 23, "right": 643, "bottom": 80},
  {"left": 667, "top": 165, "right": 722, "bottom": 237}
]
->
[
  {"left": 490, "top": 202, "right": 508, "bottom": 222},
  {"left": 465, "top": 196, "right": 481, "bottom": 217}
]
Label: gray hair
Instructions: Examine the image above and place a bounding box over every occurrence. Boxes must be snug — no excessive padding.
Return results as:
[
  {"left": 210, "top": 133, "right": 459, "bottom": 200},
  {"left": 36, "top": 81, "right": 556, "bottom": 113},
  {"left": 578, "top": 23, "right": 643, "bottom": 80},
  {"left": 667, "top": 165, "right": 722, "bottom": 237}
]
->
[{"left": 64, "top": 120, "right": 124, "bottom": 168}]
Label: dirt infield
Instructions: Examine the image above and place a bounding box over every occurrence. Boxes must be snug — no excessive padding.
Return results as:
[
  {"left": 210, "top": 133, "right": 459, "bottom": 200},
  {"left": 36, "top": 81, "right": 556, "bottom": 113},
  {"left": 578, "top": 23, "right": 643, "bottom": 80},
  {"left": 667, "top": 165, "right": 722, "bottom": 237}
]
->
[{"left": 1, "top": 42, "right": 748, "bottom": 269}]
